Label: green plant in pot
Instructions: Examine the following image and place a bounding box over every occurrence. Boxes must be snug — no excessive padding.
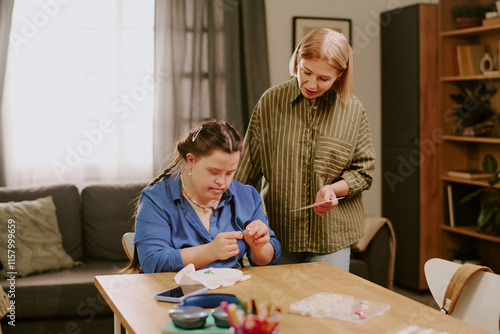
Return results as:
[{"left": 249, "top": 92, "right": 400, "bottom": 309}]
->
[
  {"left": 461, "top": 154, "right": 500, "bottom": 236},
  {"left": 450, "top": 82, "right": 497, "bottom": 136},
  {"left": 448, "top": 241, "right": 480, "bottom": 264},
  {"left": 451, "top": 3, "right": 495, "bottom": 29}
]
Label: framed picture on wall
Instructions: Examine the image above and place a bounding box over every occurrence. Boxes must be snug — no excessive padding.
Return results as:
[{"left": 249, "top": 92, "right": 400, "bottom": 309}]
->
[{"left": 292, "top": 16, "right": 352, "bottom": 51}]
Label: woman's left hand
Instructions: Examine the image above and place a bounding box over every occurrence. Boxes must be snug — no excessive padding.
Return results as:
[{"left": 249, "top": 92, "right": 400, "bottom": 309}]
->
[
  {"left": 314, "top": 185, "right": 340, "bottom": 217},
  {"left": 243, "top": 220, "right": 270, "bottom": 250}
]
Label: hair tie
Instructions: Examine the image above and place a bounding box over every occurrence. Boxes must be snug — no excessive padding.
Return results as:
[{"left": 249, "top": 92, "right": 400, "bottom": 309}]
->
[{"left": 192, "top": 126, "right": 203, "bottom": 142}]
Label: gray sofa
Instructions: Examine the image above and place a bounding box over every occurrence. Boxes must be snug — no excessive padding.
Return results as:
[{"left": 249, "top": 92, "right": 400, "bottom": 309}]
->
[
  {"left": 0, "top": 182, "right": 145, "bottom": 334},
  {"left": 0, "top": 182, "right": 392, "bottom": 334}
]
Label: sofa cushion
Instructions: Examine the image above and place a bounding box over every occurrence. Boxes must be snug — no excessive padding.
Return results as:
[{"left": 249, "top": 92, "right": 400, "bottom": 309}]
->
[
  {"left": 0, "top": 184, "right": 83, "bottom": 261},
  {"left": 0, "top": 196, "right": 75, "bottom": 277},
  {"left": 82, "top": 182, "right": 145, "bottom": 261},
  {"left": 0, "top": 261, "right": 127, "bottom": 319}
]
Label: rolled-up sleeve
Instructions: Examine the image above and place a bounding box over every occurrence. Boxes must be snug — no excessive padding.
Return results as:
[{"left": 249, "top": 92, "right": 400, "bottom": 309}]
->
[{"left": 242, "top": 186, "right": 281, "bottom": 266}]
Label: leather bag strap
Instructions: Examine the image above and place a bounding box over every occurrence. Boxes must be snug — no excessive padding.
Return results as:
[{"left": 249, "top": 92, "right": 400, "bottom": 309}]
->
[{"left": 441, "top": 263, "right": 493, "bottom": 316}]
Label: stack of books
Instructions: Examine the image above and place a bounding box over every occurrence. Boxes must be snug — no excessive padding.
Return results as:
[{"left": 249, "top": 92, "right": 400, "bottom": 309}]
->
[
  {"left": 447, "top": 169, "right": 492, "bottom": 180},
  {"left": 482, "top": 16, "right": 500, "bottom": 27},
  {"left": 454, "top": 44, "right": 485, "bottom": 76}
]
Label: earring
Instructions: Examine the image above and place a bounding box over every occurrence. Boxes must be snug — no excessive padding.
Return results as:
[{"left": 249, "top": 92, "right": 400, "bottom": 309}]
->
[{"left": 188, "top": 169, "right": 192, "bottom": 176}]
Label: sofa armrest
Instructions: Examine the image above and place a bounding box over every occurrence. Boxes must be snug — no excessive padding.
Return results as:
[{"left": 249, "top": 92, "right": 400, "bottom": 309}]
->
[{"left": 352, "top": 224, "right": 392, "bottom": 288}]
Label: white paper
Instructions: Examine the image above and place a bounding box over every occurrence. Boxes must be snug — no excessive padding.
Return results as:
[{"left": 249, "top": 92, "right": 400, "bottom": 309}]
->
[{"left": 174, "top": 264, "right": 251, "bottom": 289}]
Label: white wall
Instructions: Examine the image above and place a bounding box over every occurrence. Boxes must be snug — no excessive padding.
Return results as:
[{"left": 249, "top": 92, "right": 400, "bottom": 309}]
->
[{"left": 265, "top": 0, "right": 437, "bottom": 216}]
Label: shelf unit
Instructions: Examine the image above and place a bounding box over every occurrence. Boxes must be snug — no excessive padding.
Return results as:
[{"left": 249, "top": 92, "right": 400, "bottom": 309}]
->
[
  {"left": 438, "top": 0, "right": 500, "bottom": 273},
  {"left": 440, "top": 225, "right": 500, "bottom": 243}
]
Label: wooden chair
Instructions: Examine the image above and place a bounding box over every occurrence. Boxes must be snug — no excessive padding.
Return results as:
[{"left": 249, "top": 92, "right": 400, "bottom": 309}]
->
[
  {"left": 424, "top": 258, "right": 500, "bottom": 334},
  {"left": 122, "top": 232, "right": 135, "bottom": 262}
]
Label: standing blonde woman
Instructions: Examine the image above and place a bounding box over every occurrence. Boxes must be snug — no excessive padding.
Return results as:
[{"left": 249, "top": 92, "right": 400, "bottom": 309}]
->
[
  {"left": 125, "top": 120, "right": 280, "bottom": 273},
  {"left": 235, "top": 28, "right": 375, "bottom": 271}
]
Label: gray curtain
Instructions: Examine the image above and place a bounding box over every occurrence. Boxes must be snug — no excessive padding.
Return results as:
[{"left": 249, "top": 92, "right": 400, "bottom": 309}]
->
[
  {"left": 153, "top": 0, "right": 269, "bottom": 172},
  {"left": 219, "top": 0, "right": 270, "bottom": 134},
  {"left": 0, "top": 0, "right": 14, "bottom": 187}
]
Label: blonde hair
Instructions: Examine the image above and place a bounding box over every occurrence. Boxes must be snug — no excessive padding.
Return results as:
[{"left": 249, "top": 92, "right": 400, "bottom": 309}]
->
[{"left": 289, "top": 27, "right": 353, "bottom": 101}]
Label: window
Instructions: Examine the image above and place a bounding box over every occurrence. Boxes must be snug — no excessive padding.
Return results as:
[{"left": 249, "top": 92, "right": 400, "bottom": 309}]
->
[{"left": 2, "top": 0, "right": 155, "bottom": 186}]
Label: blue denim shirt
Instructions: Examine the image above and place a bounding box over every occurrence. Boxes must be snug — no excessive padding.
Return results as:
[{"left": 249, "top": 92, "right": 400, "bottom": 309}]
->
[{"left": 135, "top": 173, "right": 281, "bottom": 273}]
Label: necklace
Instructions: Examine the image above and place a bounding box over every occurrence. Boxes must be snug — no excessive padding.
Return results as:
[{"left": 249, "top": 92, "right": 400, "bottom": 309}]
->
[{"left": 180, "top": 172, "right": 222, "bottom": 213}]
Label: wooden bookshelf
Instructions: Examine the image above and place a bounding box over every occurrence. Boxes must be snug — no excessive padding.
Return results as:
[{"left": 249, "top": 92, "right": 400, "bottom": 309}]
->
[
  {"left": 441, "top": 225, "right": 500, "bottom": 243},
  {"left": 440, "top": 24, "right": 500, "bottom": 37},
  {"left": 438, "top": 0, "right": 500, "bottom": 273},
  {"left": 441, "top": 176, "right": 500, "bottom": 189},
  {"left": 442, "top": 135, "right": 500, "bottom": 144},
  {"left": 440, "top": 73, "right": 500, "bottom": 81}
]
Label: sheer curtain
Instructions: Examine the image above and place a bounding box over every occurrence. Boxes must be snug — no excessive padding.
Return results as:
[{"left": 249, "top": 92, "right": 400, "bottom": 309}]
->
[
  {"left": 2, "top": 0, "right": 155, "bottom": 187},
  {"left": 0, "top": 0, "right": 14, "bottom": 187},
  {"left": 153, "top": 0, "right": 270, "bottom": 171}
]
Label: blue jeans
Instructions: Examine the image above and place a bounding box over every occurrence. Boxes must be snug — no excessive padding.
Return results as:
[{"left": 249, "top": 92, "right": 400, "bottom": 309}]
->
[{"left": 278, "top": 246, "right": 351, "bottom": 272}]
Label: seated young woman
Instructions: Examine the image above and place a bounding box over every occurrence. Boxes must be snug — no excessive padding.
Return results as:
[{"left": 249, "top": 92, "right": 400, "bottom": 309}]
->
[{"left": 124, "top": 119, "right": 281, "bottom": 273}]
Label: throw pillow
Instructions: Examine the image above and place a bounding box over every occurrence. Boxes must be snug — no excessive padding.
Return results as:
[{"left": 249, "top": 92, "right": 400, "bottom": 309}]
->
[{"left": 0, "top": 196, "right": 75, "bottom": 277}]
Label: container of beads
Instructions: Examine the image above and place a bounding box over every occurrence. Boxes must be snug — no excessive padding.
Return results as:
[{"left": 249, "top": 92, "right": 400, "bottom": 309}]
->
[{"left": 290, "top": 292, "right": 390, "bottom": 323}]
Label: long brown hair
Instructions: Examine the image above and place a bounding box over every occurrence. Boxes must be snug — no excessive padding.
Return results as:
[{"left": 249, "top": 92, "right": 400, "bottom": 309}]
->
[{"left": 122, "top": 119, "right": 242, "bottom": 273}]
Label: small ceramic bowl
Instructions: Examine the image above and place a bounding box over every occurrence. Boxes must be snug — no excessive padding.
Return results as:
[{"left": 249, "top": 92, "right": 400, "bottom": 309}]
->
[
  {"left": 211, "top": 306, "right": 230, "bottom": 328},
  {"left": 169, "top": 306, "right": 209, "bottom": 330}
]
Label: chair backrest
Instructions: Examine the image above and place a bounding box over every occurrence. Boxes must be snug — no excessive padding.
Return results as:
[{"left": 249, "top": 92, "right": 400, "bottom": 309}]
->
[
  {"left": 122, "top": 232, "right": 135, "bottom": 262},
  {"left": 425, "top": 258, "right": 500, "bottom": 334}
]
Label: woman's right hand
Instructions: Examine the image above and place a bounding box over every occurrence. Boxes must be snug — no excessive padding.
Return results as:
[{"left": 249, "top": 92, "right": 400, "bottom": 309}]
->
[{"left": 210, "top": 231, "right": 243, "bottom": 260}]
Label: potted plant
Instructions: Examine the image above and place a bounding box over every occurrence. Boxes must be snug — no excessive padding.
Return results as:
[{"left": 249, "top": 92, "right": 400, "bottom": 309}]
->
[
  {"left": 450, "top": 82, "right": 497, "bottom": 136},
  {"left": 448, "top": 241, "right": 481, "bottom": 264},
  {"left": 461, "top": 154, "right": 500, "bottom": 236},
  {"left": 451, "top": 3, "right": 495, "bottom": 29}
]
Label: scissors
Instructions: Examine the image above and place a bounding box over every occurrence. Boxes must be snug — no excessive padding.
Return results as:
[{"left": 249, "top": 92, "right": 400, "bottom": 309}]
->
[{"left": 290, "top": 196, "right": 347, "bottom": 212}]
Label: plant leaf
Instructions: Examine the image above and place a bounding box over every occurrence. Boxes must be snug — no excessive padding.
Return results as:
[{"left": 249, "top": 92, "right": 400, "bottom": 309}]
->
[
  {"left": 477, "top": 205, "right": 495, "bottom": 229},
  {"left": 482, "top": 154, "right": 498, "bottom": 173},
  {"left": 455, "top": 83, "right": 469, "bottom": 97},
  {"left": 459, "top": 189, "right": 482, "bottom": 203},
  {"left": 480, "top": 191, "right": 500, "bottom": 205}
]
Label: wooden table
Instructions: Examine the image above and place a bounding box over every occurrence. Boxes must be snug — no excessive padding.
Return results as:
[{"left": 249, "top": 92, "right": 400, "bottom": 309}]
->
[{"left": 95, "top": 262, "right": 486, "bottom": 333}]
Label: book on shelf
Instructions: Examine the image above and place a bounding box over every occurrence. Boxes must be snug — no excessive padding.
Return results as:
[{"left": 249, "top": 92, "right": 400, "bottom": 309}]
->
[
  {"left": 447, "top": 169, "right": 492, "bottom": 180},
  {"left": 482, "top": 16, "right": 500, "bottom": 26},
  {"left": 447, "top": 183, "right": 481, "bottom": 228},
  {"left": 454, "top": 44, "right": 484, "bottom": 76}
]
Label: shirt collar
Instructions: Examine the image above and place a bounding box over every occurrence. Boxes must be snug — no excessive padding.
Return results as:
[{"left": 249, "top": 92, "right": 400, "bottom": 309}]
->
[{"left": 168, "top": 172, "right": 183, "bottom": 202}]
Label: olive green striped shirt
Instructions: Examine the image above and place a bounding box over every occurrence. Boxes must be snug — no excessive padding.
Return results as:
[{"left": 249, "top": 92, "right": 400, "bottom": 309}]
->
[{"left": 235, "top": 77, "right": 375, "bottom": 253}]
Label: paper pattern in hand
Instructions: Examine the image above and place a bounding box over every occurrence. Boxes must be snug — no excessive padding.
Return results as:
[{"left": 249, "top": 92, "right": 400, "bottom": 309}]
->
[{"left": 174, "top": 264, "right": 251, "bottom": 289}]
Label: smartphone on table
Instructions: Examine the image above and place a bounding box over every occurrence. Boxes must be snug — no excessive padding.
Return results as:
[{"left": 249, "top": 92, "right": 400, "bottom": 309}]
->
[{"left": 154, "top": 284, "right": 208, "bottom": 303}]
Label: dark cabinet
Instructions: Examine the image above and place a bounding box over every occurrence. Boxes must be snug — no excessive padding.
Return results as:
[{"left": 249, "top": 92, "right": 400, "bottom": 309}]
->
[{"left": 381, "top": 4, "right": 439, "bottom": 290}]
